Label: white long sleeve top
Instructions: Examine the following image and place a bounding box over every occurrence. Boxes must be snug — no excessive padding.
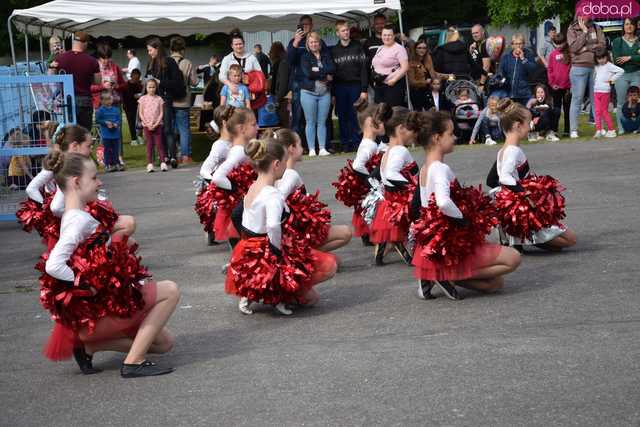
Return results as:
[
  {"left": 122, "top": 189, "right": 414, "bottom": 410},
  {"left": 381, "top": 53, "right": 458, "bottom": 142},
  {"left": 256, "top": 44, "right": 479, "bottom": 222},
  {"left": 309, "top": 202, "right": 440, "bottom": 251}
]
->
[
  {"left": 200, "top": 139, "right": 232, "bottom": 180},
  {"left": 45, "top": 209, "right": 99, "bottom": 282},
  {"left": 50, "top": 187, "right": 66, "bottom": 217},
  {"left": 275, "top": 169, "right": 304, "bottom": 199},
  {"left": 25, "top": 169, "right": 56, "bottom": 203},
  {"left": 211, "top": 145, "right": 248, "bottom": 190},
  {"left": 381, "top": 145, "right": 414, "bottom": 187},
  {"left": 352, "top": 138, "right": 379, "bottom": 175},
  {"left": 242, "top": 186, "right": 285, "bottom": 250},
  {"left": 593, "top": 62, "right": 625, "bottom": 93},
  {"left": 497, "top": 145, "right": 528, "bottom": 186},
  {"left": 420, "top": 161, "right": 463, "bottom": 218}
]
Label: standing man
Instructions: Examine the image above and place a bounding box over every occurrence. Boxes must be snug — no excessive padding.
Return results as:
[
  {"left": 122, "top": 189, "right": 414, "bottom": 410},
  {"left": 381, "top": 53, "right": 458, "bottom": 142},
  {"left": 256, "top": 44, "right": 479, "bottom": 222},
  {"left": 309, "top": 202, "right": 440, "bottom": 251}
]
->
[
  {"left": 122, "top": 49, "right": 141, "bottom": 80},
  {"left": 196, "top": 55, "right": 221, "bottom": 86},
  {"left": 331, "top": 20, "right": 368, "bottom": 152},
  {"left": 363, "top": 13, "right": 387, "bottom": 60},
  {"left": 170, "top": 36, "right": 198, "bottom": 164},
  {"left": 469, "top": 24, "right": 492, "bottom": 91},
  {"left": 253, "top": 44, "right": 272, "bottom": 77},
  {"left": 287, "top": 15, "right": 328, "bottom": 151},
  {"left": 49, "top": 31, "right": 101, "bottom": 130}
]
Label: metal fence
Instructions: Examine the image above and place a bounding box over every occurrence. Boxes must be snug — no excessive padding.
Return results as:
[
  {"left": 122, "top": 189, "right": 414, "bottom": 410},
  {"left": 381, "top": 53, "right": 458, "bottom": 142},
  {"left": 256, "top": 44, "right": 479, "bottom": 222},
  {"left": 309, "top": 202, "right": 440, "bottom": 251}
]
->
[{"left": 0, "top": 74, "right": 75, "bottom": 221}]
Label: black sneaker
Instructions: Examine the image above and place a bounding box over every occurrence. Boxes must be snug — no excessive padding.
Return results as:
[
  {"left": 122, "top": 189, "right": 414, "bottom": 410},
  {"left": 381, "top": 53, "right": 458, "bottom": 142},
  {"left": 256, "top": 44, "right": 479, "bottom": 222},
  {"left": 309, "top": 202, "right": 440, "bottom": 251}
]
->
[
  {"left": 73, "top": 347, "right": 102, "bottom": 375},
  {"left": 120, "top": 360, "right": 174, "bottom": 378},
  {"left": 417, "top": 280, "right": 436, "bottom": 300},
  {"left": 435, "top": 280, "right": 463, "bottom": 300},
  {"left": 394, "top": 243, "right": 413, "bottom": 265},
  {"left": 361, "top": 235, "right": 374, "bottom": 247},
  {"left": 374, "top": 242, "right": 386, "bottom": 266},
  {"left": 170, "top": 158, "right": 178, "bottom": 169},
  {"left": 513, "top": 244, "right": 524, "bottom": 253}
]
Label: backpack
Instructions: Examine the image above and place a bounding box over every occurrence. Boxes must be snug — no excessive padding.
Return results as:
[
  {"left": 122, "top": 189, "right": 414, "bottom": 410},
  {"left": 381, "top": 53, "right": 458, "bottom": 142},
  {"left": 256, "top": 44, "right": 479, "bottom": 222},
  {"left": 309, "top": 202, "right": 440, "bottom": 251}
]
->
[{"left": 172, "top": 57, "right": 188, "bottom": 100}]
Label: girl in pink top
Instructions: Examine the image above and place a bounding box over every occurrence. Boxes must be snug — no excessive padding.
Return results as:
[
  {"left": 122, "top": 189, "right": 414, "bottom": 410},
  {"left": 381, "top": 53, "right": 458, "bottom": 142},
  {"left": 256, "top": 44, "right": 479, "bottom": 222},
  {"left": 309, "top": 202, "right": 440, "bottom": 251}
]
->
[
  {"left": 546, "top": 34, "right": 571, "bottom": 136},
  {"left": 138, "top": 79, "right": 166, "bottom": 172}
]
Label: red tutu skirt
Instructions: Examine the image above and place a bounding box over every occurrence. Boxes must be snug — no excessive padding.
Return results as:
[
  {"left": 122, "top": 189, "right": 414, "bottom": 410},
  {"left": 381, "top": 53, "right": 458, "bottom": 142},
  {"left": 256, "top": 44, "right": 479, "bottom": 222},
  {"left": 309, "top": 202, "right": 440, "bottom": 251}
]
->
[
  {"left": 213, "top": 206, "right": 232, "bottom": 240},
  {"left": 370, "top": 199, "right": 410, "bottom": 244},
  {"left": 413, "top": 243, "right": 502, "bottom": 281},
  {"left": 352, "top": 207, "right": 369, "bottom": 237},
  {"left": 43, "top": 280, "right": 157, "bottom": 361}
]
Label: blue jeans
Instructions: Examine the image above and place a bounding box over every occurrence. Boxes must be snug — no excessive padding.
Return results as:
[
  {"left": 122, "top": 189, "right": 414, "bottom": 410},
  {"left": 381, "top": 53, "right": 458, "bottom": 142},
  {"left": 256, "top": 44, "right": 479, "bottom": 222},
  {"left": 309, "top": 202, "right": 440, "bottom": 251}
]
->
[
  {"left": 621, "top": 116, "right": 640, "bottom": 133},
  {"left": 614, "top": 70, "right": 640, "bottom": 133},
  {"left": 334, "top": 82, "right": 362, "bottom": 151},
  {"left": 103, "top": 138, "right": 120, "bottom": 167},
  {"left": 300, "top": 90, "right": 331, "bottom": 151},
  {"left": 173, "top": 107, "right": 192, "bottom": 157},
  {"left": 569, "top": 66, "right": 595, "bottom": 133}
]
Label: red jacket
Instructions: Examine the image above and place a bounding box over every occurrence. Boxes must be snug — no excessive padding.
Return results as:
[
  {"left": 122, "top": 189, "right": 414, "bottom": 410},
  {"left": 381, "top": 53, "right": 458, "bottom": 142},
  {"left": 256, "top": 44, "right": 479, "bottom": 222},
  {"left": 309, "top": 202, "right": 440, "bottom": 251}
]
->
[
  {"left": 547, "top": 48, "right": 571, "bottom": 90},
  {"left": 91, "top": 61, "right": 127, "bottom": 109}
]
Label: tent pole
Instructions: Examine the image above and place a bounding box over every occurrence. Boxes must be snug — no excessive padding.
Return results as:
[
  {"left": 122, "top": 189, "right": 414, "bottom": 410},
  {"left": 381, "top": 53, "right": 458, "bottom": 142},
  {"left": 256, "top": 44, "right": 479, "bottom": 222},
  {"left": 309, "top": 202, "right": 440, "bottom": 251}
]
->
[
  {"left": 39, "top": 26, "right": 45, "bottom": 64},
  {"left": 8, "top": 16, "right": 18, "bottom": 70},
  {"left": 25, "top": 24, "right": 30, "bottom": 67},
  {"left": 397, "top": 8, "right": 412, "bottom": 111}
]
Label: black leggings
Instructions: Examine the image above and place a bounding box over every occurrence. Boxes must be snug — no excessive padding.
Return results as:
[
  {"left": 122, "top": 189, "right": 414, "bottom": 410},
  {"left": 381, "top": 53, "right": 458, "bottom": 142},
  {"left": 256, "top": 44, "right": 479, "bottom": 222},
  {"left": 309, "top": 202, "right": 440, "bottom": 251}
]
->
[{"left": 550, "top": 88, "right": 570, "bottom": 134}]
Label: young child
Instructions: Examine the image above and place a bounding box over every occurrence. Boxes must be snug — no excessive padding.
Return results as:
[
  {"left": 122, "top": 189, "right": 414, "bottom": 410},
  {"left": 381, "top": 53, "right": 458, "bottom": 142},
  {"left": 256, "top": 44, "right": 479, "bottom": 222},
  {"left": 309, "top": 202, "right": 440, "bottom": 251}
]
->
[
  {"left": 527, "top": 84, "right": 560, "bottom": 142},
  {"left": 426, "top": 79, "right": 452, "bottom": 112},
  {"left": 123, "top": 69, "right": 144, "bottom": 146},
  {"left": 6, "top": 128, "right": 33, "bottom": 190},
  {"left": 220, "top": 64, "right": 251, "bottom": 109},
  {"left": 621, "top": 85, "right": 640, "bottom": 134},
  {"left": 593, "top": 48, "right": 624, "bottom": 139},
  {"left": 470, "top": 96, "right": 502, "bottom": 145},
  {"left": 138, "top": 79, "right": 166, "bottom": 172},
  {"left": 95, "top": 91, "right": 122, "bottom": 172}
]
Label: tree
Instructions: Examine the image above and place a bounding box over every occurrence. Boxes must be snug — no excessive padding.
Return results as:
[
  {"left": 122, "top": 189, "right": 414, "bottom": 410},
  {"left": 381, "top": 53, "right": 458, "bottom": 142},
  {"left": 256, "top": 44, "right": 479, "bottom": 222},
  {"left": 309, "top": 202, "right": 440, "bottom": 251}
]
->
[
  {"left": 402, "top": 0, "right": 489, "bottom": 30},
  {"left": 1, "top": 0, "right": 49, "bottom": 58},
  {"left": 487, "top": 0, "right": 578, "bottom": 28}
]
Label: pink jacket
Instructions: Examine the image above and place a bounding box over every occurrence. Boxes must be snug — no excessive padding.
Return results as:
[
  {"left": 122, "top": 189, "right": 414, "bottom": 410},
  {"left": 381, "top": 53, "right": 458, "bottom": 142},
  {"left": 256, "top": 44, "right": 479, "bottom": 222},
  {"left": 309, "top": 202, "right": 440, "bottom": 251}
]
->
[{"left": 547, "top": 48, "right": 571, "bottom": 90}]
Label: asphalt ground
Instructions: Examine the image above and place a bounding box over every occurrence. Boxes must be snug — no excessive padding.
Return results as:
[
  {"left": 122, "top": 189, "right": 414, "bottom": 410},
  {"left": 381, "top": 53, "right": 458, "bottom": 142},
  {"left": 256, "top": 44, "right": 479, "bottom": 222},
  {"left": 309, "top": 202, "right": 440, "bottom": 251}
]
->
[{"left": 1, "top": 137, "right": 640, "bottom": 426}]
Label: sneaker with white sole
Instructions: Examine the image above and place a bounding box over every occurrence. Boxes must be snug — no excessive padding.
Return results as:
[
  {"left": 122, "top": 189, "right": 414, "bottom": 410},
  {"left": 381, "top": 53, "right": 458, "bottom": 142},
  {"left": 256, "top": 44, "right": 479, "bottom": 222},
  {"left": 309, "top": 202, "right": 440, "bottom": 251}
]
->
[
  {"left": 274, "top": 303, "right": 293, "bottom": 315},
  {"left": 160, "top": 162, "right": 168, "bottom": 171},
  {"left": 238, "top": 297, "right": 253, "bottom": 315},
  {"left": 434, "top": 280, "right": 463, "bottom": 300},
  {"left": 417, "top": 280, "right": 436, "bottom": 300},
  {"left": 484, "top": 136, "right": 497, "bottom": 145},
  {"left": 308, "top": 149, "right": 317, "bottom": 157},
  {"left": 546, "top": 132, "right": 559, "bottom": 142},
  {"left": 570, "top": 131, "right": 579, "bottom": 139},
  {"left": 593, "top": 130, "right": 603, "bottom": 139},
  {"left": 604, "top": 130, "right": 617, "bottom": 138},
  {"left": 319, "top": 148, "right": 331, "bottom": 156},
  {"left": 146, "top": 163, "right": 154, "bottom": 173}
]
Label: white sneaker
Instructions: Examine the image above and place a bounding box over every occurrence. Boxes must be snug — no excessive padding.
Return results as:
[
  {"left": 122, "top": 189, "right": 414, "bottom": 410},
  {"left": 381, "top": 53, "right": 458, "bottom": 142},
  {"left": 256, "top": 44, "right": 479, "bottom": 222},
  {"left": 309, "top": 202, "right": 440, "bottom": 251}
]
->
[
  {"left": 319, "top": 148, "right": 331, "bottom": 156},
  {"left": 146, "top": 163, "right": 154, "bottom": 173},
  {"left": 274, "top": 303, "right": 293, "bottom": 315},
  {"left": 604, "top": 130, "right": 617, "bottom": 138},
  {"left": 570, "top": 131, "right": 579, "bottom": 139},
  {"left": 546, "top": 132, "right": 560, "bottom": 142},
  {"left": 528, "top": 132, "right": 539, "bottom": 142},
  {"left": 308, "top": 149, "right": 316, "bottom": 157},
  {"left": 593, "top": 130, "right": 603, "bottom": 139},
  {"left": 238, "top": 297, "right": 253, "bottom": 315},
  {"left": 484, "top": 136, "right": 497, "bottom": 145},
  {"left": 160, "top": 162, "right": 168, "bottom": 171}
]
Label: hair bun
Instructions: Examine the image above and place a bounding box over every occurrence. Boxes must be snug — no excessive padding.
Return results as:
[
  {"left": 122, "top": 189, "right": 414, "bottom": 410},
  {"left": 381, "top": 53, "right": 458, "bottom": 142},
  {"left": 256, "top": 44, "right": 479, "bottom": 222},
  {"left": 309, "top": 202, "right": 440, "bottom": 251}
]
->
[
  {"left": 245, "top": 138, "right": 267, "bottom": 161},
  {"left": 496, "top": 98, "right": 516, "bottom": 114},
  {"left": 44, "top": 149, "right": 65, "bottom": 173},
  {"left": 379, "top": 103, "right": 393, "bottom": 123},
  {"left": 406, "top": 111, "right": 424, "bottom": 132}
]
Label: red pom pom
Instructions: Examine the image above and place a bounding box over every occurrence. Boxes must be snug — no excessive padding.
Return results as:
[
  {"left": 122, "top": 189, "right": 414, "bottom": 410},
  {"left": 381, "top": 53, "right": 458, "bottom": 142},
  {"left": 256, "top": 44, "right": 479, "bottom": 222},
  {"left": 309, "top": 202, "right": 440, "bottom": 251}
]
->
[
  {"left": 38, "top": 230, "right": 150, "bottom": 334},
  {"left": 494, "top": 175, "right": 566, "bottom": 241},
  {"left": 365, "top": 152, "right": 382, "bottom": 172},
  {"left": 412, "top": 181, "right": 497, "bottom": 266},
  {"left": 332, "top": 160, "right": 370, "bottom": 208},
  {"left": 284, "top": 186, "right": 331, "bottom": 248},
  {"left": 85, "top": 200, "right": 119, "bottom": 232},
  {"left": 16, "top": 193, "right": 61, "bottom": 244},
  {"left": 194, "top": 163, "right": 257, "bottom": 233}
]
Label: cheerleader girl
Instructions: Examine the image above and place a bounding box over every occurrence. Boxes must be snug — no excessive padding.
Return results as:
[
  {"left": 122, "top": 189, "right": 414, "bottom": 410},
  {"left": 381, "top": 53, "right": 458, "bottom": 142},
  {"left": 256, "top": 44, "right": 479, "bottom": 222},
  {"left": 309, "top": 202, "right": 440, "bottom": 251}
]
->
[
  {"left": 333, "top": 102, "right": 387, "bottom": 246},
  {"left": 412, "top": 111, "right": 521, "bottom": 300},
  {"left": 370, "top": 106, "right": 421, "bottom": 266},
  {"left": 274, "top": 128, "right": 351, "bottom": 252},
  {"left": 42, "top": 151, "right": 179, "bottom": 378},
  {"left": 20, "top": 125, "right": 135, "bottom": 244},
  {"left": 196, "top": 105, "right": 234, "bottom": 245},
  {"left": 487, "top": 99, "right": 576, "bottom": 251},
  {"left": 226, "top": 138, "right": 337, "bottom": 315},
  {"left": 209, "top": 107, "right": 258, "bottom": 245}
]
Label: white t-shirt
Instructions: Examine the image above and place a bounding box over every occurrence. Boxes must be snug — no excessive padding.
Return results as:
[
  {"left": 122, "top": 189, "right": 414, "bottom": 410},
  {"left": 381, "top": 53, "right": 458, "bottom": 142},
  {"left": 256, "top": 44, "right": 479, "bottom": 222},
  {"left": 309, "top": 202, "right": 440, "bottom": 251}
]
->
[{"left": 126, "top": 56, "right": 142, "bottom": 79}]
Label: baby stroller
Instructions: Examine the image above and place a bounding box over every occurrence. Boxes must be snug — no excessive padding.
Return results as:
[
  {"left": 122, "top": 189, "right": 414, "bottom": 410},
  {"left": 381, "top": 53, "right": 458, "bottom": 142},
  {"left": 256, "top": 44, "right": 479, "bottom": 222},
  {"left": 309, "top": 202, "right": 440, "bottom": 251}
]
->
[{"left": 445, "top": 78, "right": 483, "bottom": 144}]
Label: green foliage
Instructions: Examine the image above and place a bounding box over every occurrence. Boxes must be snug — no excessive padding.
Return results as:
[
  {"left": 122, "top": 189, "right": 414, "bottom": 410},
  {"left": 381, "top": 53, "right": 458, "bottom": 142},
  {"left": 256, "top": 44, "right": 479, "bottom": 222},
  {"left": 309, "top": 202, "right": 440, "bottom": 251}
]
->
[
  {"left": 402, "top": 0, "right": 488, "bottom": 29},
  {"left": 487, "top": 0, "right": 578, "bottom": 27},
  {"left": 1, "top": 0, "right": 50, "bottom": 58}
]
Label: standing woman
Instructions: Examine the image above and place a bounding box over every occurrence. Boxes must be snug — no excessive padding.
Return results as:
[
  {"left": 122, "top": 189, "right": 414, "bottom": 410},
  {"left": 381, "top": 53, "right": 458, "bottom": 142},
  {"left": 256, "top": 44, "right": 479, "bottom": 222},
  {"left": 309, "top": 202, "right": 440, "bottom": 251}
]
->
[
  {"left": 145, "top": 37, "right": 184, "bottom": 168},
  {"left": 41, "top": 151, "right": 180, "bottom": 378},
  {"left": 371, "top": 24, "right": 409, "bottom": 107},
  {"left": 218, "top": 29, "right": 262, "bottom": 86},
  {"left": 300, "top": 32, "right": 335, "bottom": 157},
  {"left": 612, "top": 17, "right": 640, "bottom": 135},
  {"left": 269, "top": 42, "right": 290, "bottom": 128},
  {"left": 407, "top": 40, "right": 443, "bottom": 111},
  {"left": 91, "top": 43, "right": 126, "bottom": 113}
]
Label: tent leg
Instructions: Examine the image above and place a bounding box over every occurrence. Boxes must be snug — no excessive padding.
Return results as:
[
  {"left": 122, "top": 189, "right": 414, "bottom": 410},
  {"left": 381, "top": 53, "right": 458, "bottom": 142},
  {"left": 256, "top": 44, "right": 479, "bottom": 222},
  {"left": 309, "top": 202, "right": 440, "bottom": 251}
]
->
[
  {"left": 397, "top": 8, "right": 412, "bottom": 111},
  {"left": 25, "top": 24, "right": 30, "bottom": 67},
  {"left": 7, "top": 16, "right": 17, "bottom": 70},
  {"left": 39, "top": 26, "right": 45, "bottom": 65}
]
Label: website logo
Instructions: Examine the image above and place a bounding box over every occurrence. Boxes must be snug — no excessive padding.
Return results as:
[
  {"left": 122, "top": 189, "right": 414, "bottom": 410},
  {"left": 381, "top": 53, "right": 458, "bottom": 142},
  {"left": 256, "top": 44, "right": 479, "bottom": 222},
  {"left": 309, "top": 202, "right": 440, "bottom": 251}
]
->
[{"left": 576, "top": 0, "right": 640, "bottom": 18}]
